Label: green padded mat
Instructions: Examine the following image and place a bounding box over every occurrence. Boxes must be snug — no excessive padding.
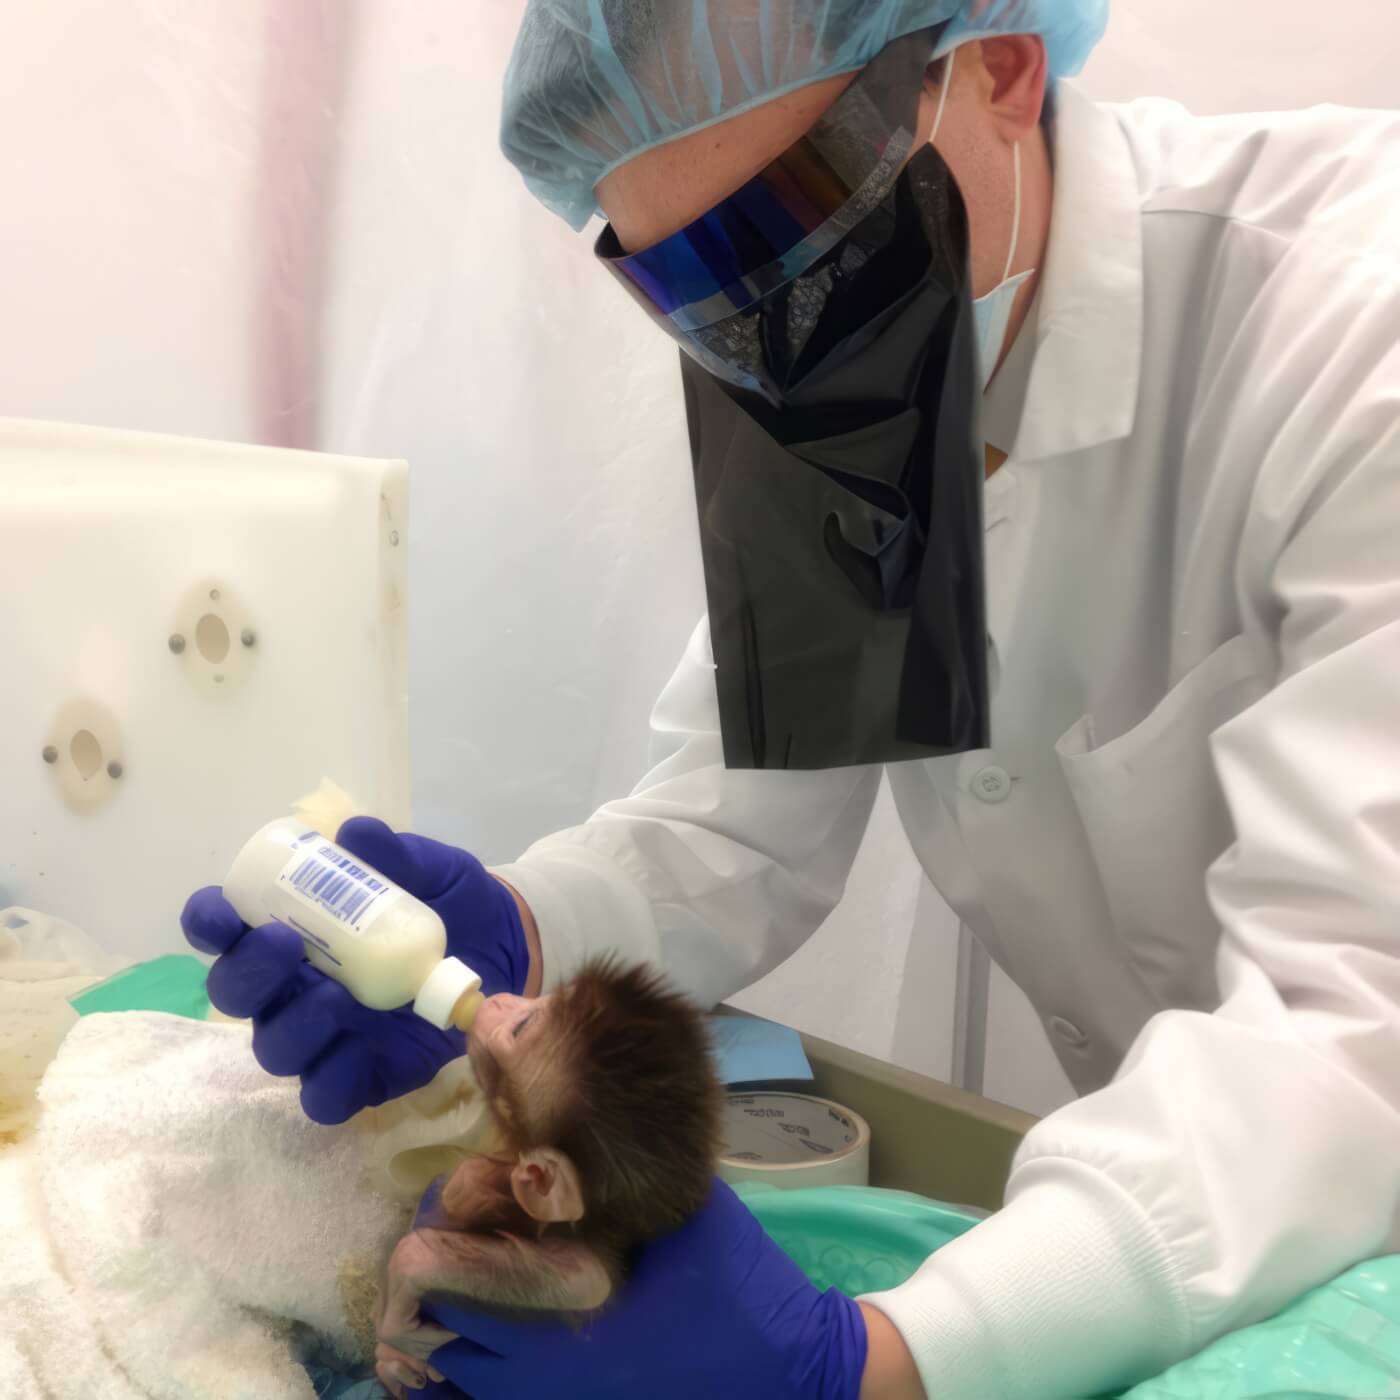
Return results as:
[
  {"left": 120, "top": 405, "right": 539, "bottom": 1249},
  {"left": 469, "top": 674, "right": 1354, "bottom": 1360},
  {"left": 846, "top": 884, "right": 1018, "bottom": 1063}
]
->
[
  {"left": 68, "top": 953, "right": 211, "bottom": 1020},
  {"left": 737, "top": 1183, "right": 1400, "bottom": 1399},
  {"left": 73, "top": 961, "right": 1400, "bottom": 1398},
  {"left": 1121, "top": 1259, "right": 1400, "bottom": 1399},
  {"left": 736, "top": 1183, "right": 979, "bottom": 1296}
]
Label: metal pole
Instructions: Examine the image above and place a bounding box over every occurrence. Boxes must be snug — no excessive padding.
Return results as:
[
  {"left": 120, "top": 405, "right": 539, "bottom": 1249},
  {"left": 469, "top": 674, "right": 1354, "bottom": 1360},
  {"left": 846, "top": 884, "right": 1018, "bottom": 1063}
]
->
[{"left": 950, "top": 922, "right": 990, "bottom": 1096}]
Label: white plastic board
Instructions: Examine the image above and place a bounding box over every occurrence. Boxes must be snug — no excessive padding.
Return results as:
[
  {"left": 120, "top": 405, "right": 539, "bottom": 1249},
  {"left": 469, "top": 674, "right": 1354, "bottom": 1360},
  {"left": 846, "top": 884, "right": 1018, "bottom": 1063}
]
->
[{"left": 0, "top": 417, "right": 410, "bottom": 960}]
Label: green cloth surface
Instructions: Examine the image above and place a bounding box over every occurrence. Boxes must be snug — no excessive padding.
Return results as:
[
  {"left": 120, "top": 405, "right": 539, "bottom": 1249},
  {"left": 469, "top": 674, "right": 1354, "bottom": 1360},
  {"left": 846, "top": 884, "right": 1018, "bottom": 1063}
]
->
[{"left": 68, "top": 954, "right": 211, "bottom": 1021}]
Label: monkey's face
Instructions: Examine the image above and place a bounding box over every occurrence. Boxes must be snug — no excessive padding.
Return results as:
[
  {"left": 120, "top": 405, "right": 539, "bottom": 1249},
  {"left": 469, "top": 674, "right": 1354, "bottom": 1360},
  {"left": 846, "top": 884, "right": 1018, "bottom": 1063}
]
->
[
  {"left": 467, "top": 992, "right": 557, "bottom": 1115},
  {"left": 460, "top": 959, "right": 723, "bottom": 1245}
]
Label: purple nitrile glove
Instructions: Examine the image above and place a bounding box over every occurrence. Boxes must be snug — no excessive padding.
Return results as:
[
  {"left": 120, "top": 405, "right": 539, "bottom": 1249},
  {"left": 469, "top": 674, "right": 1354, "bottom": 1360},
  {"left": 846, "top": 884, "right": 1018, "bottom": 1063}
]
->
[
  {"left": 182, "top": 817, "right": 529, "bottom": 1124},
  {"left": 419, "top": 1179, "right": 869, "bottom": 1399}
]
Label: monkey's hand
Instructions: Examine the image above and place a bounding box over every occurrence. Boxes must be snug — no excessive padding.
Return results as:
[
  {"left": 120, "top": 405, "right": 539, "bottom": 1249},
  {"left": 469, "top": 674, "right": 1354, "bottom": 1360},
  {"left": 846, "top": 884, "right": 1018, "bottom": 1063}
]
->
[
  {"left": 388, "top": 1217, "right": 615, "bottom": 1320},
  {"left": 416, "top": 1157, "right": 511, "bottom": 1232},
  {"left": 374, "top": 1341, "right": 445, "bottom": 1398},
  {"left": 377, "top": 1233, "right": 461, "bottom": 1364}
]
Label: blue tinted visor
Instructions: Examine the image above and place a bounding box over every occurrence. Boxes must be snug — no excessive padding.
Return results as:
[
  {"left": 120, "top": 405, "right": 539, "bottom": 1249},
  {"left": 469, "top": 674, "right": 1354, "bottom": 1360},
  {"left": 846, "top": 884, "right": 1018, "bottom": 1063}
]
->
[{"left": 596, "top": 28, "right": 938, "bottom": 360}]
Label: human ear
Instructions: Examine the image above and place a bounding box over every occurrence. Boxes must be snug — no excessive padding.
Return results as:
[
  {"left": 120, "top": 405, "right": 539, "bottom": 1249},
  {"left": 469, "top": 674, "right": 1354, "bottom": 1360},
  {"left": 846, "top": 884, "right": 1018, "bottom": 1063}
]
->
[
  {"left": 510, "top": 1148, "right": 586, "bottom": 1224},
  {"left": 977, "top": 35, "right": 1048, "bottom": 139}
]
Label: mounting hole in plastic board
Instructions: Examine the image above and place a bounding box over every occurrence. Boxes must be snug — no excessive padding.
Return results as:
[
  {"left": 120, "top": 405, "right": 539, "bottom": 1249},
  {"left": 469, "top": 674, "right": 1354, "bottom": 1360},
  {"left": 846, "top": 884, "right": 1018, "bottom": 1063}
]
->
[
  {"left": 195, "top": 612, "right": 230, "bottom": 663},
  {"left": 69, "top": 728, "right": 102, "bottom": 780}
]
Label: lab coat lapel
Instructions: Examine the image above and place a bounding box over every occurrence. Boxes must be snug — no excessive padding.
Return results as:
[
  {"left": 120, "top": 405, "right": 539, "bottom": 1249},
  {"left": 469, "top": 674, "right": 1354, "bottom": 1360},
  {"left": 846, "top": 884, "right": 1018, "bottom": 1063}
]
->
[{"left": 1013, "top": 82, "right": 1145, "bottom": 464}]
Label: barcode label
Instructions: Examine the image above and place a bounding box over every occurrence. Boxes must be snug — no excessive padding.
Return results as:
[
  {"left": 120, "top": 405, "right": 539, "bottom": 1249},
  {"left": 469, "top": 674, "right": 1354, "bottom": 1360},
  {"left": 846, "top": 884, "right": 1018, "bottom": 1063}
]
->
[{"left": 278, "top": 841, "right": 398, "bottom": 935}]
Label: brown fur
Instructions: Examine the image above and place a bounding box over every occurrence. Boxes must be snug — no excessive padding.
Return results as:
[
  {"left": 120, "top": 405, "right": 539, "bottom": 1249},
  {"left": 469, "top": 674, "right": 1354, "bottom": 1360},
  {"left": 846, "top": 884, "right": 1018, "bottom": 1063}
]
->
[
  {"left": 374, "top": 958, "right": 723, "bottom": 1391},
  {"left": 495, "top": 956, "right": 724, "bottom": 1260}
]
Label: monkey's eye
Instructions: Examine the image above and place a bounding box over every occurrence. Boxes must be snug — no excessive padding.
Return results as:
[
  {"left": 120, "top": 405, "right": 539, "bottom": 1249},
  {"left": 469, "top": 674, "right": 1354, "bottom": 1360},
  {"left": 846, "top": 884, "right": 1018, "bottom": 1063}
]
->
[{"left": 512, "top": 1011, "right": 537, "bottom": 1041}]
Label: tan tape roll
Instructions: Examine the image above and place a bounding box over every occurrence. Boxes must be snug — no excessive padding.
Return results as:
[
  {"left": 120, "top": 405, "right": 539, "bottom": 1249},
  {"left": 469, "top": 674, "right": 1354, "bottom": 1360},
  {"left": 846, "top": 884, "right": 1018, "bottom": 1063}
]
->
[{"left": 717, "top": 1091, "right": 871, "bottom": 1190}]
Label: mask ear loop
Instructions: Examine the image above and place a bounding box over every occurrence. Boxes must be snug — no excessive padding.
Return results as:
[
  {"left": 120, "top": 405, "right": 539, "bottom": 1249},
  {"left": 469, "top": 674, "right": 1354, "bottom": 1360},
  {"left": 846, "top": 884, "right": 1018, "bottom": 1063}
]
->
[
  {"left": 930, "top": 45, "right": 954, "bottom": 143},
  {"left": 1002, "top": 141, "right": 1022, "bottom": 283}
]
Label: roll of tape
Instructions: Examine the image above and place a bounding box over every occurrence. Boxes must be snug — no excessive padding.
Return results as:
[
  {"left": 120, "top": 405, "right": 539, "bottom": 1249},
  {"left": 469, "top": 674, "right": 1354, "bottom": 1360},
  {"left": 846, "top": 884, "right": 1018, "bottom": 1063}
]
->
[{"left": 718, "top": 1091, "right": 871, "bottom": 1190}]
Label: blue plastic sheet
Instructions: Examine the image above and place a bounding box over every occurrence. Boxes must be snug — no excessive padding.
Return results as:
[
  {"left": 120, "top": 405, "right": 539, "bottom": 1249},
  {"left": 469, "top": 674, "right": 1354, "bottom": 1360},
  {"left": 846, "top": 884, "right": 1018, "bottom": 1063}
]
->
[{"left": 708, "top": 1014, "right": 814, "bottom": 1084}]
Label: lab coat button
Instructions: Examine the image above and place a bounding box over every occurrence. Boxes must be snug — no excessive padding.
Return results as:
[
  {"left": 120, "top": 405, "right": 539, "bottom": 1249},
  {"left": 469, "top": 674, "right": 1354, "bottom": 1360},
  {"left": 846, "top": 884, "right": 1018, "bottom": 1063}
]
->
[
  {"left": 1049, "top": 1016, "right": 1090, "bottom": 1050},
  {"left": 971, "top": 766, "right": 1012, "bottom": 803}
]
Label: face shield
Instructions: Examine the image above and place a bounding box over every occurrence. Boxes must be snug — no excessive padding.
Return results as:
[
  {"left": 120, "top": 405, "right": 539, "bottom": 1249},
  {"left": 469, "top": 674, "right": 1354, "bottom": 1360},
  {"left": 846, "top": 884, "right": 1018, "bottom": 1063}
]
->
[
  {"left": 596, "top": 31, "right": 933, "bottom": 407},
  {"left": 595, "top": 30, "right": 993, "bottom": 771}
]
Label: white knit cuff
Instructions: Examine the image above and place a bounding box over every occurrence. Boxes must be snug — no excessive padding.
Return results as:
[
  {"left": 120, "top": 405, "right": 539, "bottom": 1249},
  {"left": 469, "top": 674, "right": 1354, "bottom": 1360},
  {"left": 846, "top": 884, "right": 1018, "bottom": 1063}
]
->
[{"left": 861, "top": 1160, "right": 1189, "bottom": 1400}]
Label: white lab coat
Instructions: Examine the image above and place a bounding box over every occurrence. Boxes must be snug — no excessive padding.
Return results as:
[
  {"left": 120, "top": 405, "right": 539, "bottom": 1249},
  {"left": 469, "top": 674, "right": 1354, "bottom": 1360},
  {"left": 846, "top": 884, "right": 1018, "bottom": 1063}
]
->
[{"left": 496, "top": 82, "right": 1400, "bottom": 1398}]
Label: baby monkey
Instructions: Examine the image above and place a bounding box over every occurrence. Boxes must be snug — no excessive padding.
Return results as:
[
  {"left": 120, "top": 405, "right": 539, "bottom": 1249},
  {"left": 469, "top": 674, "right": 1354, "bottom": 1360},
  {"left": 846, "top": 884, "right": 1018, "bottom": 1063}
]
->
[{"left": 374, "top": 957, "right": 722, "bottom": 1396}]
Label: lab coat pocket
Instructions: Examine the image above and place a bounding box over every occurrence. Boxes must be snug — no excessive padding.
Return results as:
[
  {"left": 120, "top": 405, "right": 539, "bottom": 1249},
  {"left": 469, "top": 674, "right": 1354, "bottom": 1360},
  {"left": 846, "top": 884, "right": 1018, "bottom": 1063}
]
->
[{"left": 1055, "top": 636, "right": 1268, "bottom": 1008}]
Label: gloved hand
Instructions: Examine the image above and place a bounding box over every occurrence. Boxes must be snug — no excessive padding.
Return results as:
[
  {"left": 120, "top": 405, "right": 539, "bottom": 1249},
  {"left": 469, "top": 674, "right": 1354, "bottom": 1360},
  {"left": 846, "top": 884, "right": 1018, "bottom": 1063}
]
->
[
  {"left": 421, "top": 1179, "right": 869, "bottom": 1399},
  {"left": 181, "top": 817, "right": 530, "bottom": 1124}
]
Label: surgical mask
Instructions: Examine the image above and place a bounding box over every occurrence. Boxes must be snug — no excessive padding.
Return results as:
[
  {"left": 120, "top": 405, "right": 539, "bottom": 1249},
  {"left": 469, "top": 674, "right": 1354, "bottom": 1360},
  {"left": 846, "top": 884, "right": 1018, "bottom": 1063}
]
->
[
  {"left": 931, "top": 45, "right": 1036, "bottom": 388},
  {"left": 971, "top": 152, "right": 1034, "bottom": 387}
]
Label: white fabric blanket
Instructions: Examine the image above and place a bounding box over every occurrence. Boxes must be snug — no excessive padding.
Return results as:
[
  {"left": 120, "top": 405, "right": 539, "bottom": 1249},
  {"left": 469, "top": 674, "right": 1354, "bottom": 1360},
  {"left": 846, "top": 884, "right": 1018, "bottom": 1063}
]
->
[{"left": 1, "top": 1011, "right": 492, "bottom": 1400}]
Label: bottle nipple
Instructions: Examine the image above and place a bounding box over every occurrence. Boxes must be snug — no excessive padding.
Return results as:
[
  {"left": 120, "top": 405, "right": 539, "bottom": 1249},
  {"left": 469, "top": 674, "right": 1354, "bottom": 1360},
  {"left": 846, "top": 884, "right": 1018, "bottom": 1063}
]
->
[
  {"left": 452, "top": 989, "right": 485, "bottom": 1033},
  {"left": 413, "top": 956, "right": 483, "bottom": 1032}
]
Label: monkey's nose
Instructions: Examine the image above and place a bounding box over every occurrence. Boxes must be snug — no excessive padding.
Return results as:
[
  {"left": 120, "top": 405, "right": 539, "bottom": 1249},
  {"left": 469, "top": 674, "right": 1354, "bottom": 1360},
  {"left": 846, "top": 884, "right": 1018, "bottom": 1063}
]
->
[
  {"left": 472, "top": 999, "right": 500, "bottom": 1036},
  {"left": 472, "top": 993, "right": 516, "bottom": 1037}
]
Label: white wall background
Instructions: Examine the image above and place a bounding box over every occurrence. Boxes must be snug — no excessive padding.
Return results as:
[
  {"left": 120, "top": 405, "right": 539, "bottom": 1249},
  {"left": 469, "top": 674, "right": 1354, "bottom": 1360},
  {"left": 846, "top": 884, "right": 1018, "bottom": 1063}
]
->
[
  {"left": 1078, "top": 0, "right": 1398, "bottom": 113},
  {"left": 0, "top": 0, "right": 1395, "bottom": 1116}
]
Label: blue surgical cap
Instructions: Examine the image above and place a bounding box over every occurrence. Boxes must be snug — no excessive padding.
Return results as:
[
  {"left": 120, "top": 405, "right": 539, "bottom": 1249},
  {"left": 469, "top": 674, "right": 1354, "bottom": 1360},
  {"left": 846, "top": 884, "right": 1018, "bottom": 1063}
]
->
[{"left": 502, "top": 0, "right": 1109, "bottom": 229}]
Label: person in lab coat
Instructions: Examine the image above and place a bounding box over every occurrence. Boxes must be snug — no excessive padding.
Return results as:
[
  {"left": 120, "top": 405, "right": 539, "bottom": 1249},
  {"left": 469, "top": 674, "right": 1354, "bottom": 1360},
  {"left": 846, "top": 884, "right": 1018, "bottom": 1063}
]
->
[{"left": 183, "top": 2, "right": 1400, "bottom": 1396}]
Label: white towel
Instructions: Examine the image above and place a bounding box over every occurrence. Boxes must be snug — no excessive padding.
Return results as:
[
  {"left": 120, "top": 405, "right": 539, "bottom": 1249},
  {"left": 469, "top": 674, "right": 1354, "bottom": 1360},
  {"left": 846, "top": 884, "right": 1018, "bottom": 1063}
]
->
[
  {"left": 0, "top": 905, "right": 127, "bottom": 1147},
  {"left": 1, "top": 1010, "right": 491, "bottom": 1400}
]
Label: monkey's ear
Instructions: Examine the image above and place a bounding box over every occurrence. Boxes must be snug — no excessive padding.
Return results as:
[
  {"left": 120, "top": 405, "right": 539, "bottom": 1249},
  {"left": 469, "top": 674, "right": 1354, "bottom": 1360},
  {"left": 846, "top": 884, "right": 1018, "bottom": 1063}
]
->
[{"left": 510, "top": 1148, "right": 586, "bottom": 1224}]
